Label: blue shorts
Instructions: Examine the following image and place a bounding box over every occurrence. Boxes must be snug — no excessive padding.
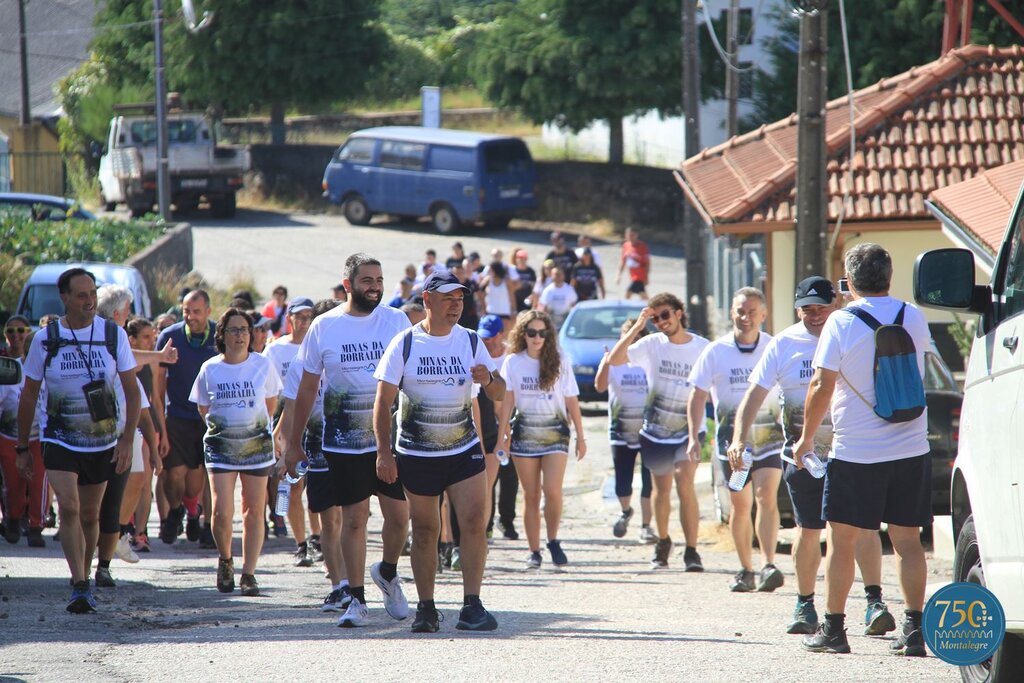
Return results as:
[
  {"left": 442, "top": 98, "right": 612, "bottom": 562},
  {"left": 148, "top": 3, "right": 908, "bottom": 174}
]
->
[
  {"left": 782, "top": 461, "right": 826, "bottom": 530},
  {"left": 638, "top": 433, "right": 703, "bottom": 477},
  {"left": 716, "top": 453, "right": 783, "bottom": 490},
  {"left": 823, "top": 454, "right": 932, "bottom": 530},
  {"left": 397, "top": 445, "right": 486, "bottom": 498}
]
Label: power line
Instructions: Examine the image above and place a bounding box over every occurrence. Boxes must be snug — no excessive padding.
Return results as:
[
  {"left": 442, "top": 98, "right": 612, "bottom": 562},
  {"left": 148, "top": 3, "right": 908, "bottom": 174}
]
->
[{"left": 700, "top": 1, "right": 758, "bottom": 73}]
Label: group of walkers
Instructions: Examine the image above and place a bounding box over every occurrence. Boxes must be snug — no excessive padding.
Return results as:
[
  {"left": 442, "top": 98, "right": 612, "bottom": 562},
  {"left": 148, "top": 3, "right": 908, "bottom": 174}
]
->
[{"left": 1, "top": 236, "right": 935, "bottom": 656}]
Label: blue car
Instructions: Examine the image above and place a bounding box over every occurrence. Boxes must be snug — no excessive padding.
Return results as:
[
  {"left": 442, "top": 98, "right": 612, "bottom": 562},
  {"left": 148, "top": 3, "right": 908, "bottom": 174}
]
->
[
  {"left": 558, "top": 300, "right": 650, "bottom": 401},
  {"left": 0, "top": 192, "right": 96, "bottom": 221}
]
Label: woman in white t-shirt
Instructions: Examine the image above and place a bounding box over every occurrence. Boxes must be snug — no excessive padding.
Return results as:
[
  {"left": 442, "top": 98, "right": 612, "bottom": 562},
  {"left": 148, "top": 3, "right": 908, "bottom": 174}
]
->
[
  {"left": 480, "top": 261, "right": 517, "bottom": 321},
  {"left": 190, "top": 308, "right": 282, "bottom": 597},
  {"left": 497, "top": 311, "right": 585, "bottom": 569}
]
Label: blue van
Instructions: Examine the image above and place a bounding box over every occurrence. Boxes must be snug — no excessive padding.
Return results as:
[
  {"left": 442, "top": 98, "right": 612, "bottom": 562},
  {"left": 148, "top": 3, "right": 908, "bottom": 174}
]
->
[{"left": 322, "top": 127, "right": 536, "bottom": 233}]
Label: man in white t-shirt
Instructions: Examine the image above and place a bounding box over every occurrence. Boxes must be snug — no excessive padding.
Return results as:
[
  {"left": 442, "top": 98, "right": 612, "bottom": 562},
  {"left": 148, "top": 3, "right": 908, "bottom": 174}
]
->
[
  {"left": 287, "top": 254, "right": 411, "bottom": 629},
  {"left": 17, "top": 268, "right": 140, "bottom": 614},
  {"left": 374, "top": 270, "right": 505, "bottom": 634},
  {"left": 688, "top": 287, "right": 783, "bottom": 594},
  {"left": 537, "top": 267, "right": 578, "bottom": 330},
  {"left": 795, "top": 244, "right": 932, "bottom": 656},
  {"left": 727, "top": 277, "right": 892, "bottom": 637}
]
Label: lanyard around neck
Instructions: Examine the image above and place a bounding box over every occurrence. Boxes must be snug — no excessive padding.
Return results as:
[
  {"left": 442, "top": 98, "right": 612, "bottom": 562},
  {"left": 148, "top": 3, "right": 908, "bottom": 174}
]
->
[{"left": 67, "top": 320, "right": 97, "bottom": 381}]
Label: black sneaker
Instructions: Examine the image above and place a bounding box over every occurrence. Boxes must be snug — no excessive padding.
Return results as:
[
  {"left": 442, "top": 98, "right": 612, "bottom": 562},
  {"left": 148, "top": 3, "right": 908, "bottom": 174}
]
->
[
  {"left": 198, "top": 525, "right": 217, "bottom": 550},
  {"left": 294, "top": 542, "right": 313, "bottom": 567},
  {"left": 217, "top": 557, "right": 235, "bottom": 593},
  {"left": 321, "top": 586, "right": 352, "bottom": 613},
  {"left": 652, "top": 537, "right": 672, "bottom": 568},
  {"left": 308, "top": 535, "right": 324, "bottom": 562},
  {"left": 160, "top": 506, "right": 184, "bottom": 545},
  {"left": 94, "top": 567, "right": 116, "bottom": 588},
  {"left": 411, "top": 602, "right": 443, "bottom": 633},
  {"left": 26, "top": 527, "right": 45, "bottom": 548},
  {"left": 889, "top": 621, "right": 926, "bottom": 657},
  {"left": 185, "top": 506, "right": 202, "bottom": 542},
  {"left": 757, "top": 563, "right": 784, "bottom": 592},
  {"left": 612, "top": 507, "right": 633, "bottom": 538},
  {"left": 456, "top": 600, "right": 498, "bottom": 631},
  {"left": 547, "top": 539, "right": 568, "bottom": 566},
  {"left": 730, "top": 569, "right": 756, "bottom": 593},
  {"left": 683, "top": 547, "right": 704, "bottom": 572},
  {"left": 499, "top": 520, "right": 519, "bottom": 541},
  {"left": 3, "top": 517, "right": 22, "bottom": 544},
  {"left": 66, "top": 580, "right": 96, "bottom": 614},
  {"left": 802, "top": 622, "right": 851, "bottom": 654},
  {"left": 787, "top": 599, "right": 819, "bottom": 635}
]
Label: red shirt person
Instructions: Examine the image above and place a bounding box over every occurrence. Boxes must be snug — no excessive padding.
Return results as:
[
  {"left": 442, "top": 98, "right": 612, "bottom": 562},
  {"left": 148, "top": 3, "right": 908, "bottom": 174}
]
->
[{"left": 617, "top": 228, "right": 650, "bottom": 300}]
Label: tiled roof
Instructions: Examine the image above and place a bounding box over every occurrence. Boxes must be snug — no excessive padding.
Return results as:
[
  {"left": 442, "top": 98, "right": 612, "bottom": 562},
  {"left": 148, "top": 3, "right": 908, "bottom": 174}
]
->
[
  {"left": 0, "top": 1, "right": 97, "bottom": 119},
  {"left": 679, "top": 44, "right": 1024, "bottom": 226},
  {"left": 929, "top": 158, "right": 1024, "bottom": 255}
]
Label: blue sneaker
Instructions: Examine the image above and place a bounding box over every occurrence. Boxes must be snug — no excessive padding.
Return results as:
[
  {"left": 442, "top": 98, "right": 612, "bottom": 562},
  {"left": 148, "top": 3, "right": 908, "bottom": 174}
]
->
[
  {"left": 67, "top": 581, "right": 95, "bottom": 614},
  {"left": 864, "top": 600, "right": 896, "bottom": 636},
  {"left": 787, "top": 599, "right": 818, "bottom": 634}
]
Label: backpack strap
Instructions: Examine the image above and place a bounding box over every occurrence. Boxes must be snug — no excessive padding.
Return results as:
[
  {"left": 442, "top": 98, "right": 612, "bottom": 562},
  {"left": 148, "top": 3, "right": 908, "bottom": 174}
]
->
[
  {"left": 467, "top": 329, "right": 479, "bottom": 358},
  {"left": 894, "top": 303, "right": 907, "bottom": 326},
  {"left": 398, "top": 328, "right": 414, "bottom": 390},
  {"left": 846, "top": 306, "right": 882, "bottom": 330},
  {"left": 42, "top": 318, "right": 63, "bottom": 369},
  {"left": 104, "top": 319, "right": 119, "bottom": 365}
]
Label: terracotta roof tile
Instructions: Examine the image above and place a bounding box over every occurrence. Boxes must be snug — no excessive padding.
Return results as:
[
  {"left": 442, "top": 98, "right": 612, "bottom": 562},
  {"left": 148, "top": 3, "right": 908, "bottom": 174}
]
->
[
  {"left": 930, "top": 158, "right": 1024, "bottom": 255},
  {"left": 681, "top": 45, "right": 1024, "bottom": 225}
]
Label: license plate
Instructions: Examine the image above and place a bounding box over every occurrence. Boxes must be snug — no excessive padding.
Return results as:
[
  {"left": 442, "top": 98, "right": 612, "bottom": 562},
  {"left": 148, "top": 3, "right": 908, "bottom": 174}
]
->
[
  {"left": 181, "top": 179, "right": 207, "bottom": 188},
  {"left": 499, "top": 187, "right": 520, "bottom": 198}
]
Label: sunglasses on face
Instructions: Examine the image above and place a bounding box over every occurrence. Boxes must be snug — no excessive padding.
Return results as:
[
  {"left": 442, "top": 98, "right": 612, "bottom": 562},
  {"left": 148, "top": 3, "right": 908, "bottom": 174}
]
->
[
  {"left": 525, "top": 328, "right": 548, "bottom": 339},
  {"left": 225, "top": 326, "right": 250, "bottom": 336},
  {"left": 4, "top": 327, "right": 29, "bottom": 335},
  {"left": 652, "top": 310, "right": 674, "bottom": 322}
]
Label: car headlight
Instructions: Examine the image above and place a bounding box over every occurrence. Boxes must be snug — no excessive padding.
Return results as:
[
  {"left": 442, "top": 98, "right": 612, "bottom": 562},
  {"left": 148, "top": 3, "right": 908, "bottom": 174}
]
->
[{"left": 575, "top": 365, "right": 596, "bottom": 376}]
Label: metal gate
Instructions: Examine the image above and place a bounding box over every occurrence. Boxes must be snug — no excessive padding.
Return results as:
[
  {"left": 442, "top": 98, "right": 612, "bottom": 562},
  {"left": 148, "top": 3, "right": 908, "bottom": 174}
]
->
[{"left": 708, "top": 233, "right": 766, "bottom": 335}]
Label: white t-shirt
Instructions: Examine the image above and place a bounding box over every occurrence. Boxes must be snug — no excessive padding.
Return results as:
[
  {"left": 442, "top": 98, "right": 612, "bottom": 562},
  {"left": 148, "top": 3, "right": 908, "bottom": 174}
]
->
[
  {"left": 282, "top": 355, "right": 327, "bottom": 473},
  {"left": 300, "top": 304, "right": 410, "bottom": 454},
  {"left": 813, "top": 296, "right": 930, "bottom": 463},
  {"left": 627, "top": 333, "right": 709, "bottom": 444},
  {"left": 23, "top": 318, "right": 137, "bottom": 451},
  {"left": 0, "top": 359, "right": 39, "bottom": 441},
  {"left": 115, "top": 376, "right": 151, "bottom": 437},
  {"left": 749, "top": 322, "right": 832, "bottom": 462},
  {"left": 189, "top": 353, "right": 282, "bottom": 471},
  {"left": 538, "top": 282, "right": 578, "bottom": 315},
  {"left": 607, "top": 363, "right": 648, "bottom": 448},
  {"left": 484, "top": 277, "right": 513, "bottom": 317},
  {"left": 689, "top": 333, "right": 781, "bottom": 460},
  {"left": 376, "top": 324, "right": 496, "bottom": 457},
  {"left": 263, "top": 341, "right": 301, "bottom": 390},
  {"left": 500, "top": 350, "right": 579, "bottom": 456}
]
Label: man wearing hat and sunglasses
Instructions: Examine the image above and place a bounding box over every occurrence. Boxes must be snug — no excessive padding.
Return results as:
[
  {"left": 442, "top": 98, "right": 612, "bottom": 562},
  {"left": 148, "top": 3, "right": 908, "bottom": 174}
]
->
[
  {"left": 727, "top": 276, "right": 891, "bottom": 637},
  {"left": 374, "top": 270, "right": 505, "bottom": 633}
]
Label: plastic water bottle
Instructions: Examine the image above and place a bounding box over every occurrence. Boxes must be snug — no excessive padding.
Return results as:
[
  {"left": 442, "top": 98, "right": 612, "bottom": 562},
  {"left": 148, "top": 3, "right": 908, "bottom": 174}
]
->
[
  {"left": 801, "top": 453, "right": 827, "bottom": 479},
  {"left": 496, "top": 449, "right": 510, "bottom": 466},
  {"left": 275, "top": 461, "right": 308, "bottom": 517},
  {"left": 727, "top": 448, "right": 754, "bottom": 492}
]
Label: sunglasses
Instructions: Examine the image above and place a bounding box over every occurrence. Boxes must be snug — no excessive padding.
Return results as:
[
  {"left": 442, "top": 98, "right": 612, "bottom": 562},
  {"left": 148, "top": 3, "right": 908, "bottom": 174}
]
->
[
  {"left": 224, "top": 326, "right": 250, "bottom": 336},
  {"left": 525, "top": 328, "right": 548, "bottom": 339},
  {"left": 4, "top": 326, "right": 29, "bottom": 334},
  {"left": 652, "top": 310, "right": 675, "bottom": 322}
]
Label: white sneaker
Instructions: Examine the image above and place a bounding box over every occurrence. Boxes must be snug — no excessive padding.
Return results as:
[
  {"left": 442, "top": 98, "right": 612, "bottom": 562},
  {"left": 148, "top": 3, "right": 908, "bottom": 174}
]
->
[
  {"left": 370, "top": 562, "right": 409, "bottom": 620},
  {"left": 337, "top": 597, "right": 369, "bottom": 627},
  {"left": 114, "top": 533, "right": 140, "bottom": 563},
  {"left": 639, "top": 525, "right": 658, "bottom": 545}
]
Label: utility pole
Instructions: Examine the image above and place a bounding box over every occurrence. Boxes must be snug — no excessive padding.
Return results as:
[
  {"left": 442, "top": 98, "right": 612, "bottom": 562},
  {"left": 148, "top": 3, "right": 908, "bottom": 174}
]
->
[
  {"left": 682, "top": 0, "right": 708, "bottom": 335},
  {"left": 724, "top": 0, "right": 740, "bottom": 138},
  {"left": 153, "top": 0, "right": 171, "bottom": 221},
  {"left": 794, "top": 1, "right": 829, "bottom": 282},
  {"left": 17, "top": 0, "right": 30, "bottom": 126}
]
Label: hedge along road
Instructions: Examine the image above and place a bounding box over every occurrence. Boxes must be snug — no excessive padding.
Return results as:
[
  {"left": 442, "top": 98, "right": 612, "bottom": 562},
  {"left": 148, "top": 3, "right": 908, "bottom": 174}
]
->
[{"left": 189, "top": 208, "right": 688, "bottom": 306}]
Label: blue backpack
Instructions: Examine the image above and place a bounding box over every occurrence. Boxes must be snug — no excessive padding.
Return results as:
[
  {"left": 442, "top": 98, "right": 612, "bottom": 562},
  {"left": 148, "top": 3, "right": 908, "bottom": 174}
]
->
[{"left": 843, "top": 304, "right": 926, "bottom": 423}]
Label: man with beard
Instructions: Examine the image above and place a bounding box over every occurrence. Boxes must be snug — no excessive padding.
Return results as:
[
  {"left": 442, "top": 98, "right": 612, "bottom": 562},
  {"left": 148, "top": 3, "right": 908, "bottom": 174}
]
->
[{"left": 288, "top": 254, "right": 410, "bottom": 628}]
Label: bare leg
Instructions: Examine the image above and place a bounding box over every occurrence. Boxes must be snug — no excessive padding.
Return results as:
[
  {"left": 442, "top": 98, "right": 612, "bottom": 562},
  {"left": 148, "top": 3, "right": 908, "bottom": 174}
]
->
[
  {"left": 448, "top": 472, "right": 488, "bottom": 596},
  {"left": 209, "top": 471, "right": 238, "bottom": 560},
  {"left": 729, "top": 485, "right": 755, "bottom": 571},
  {"left": 512, "top": 456, "right": 542, "bottom": 551},
  {"left": 318, "top": 507, "right": 345, "bottom": 584},
  {"left": 888, "top": 524, "right": 927, "bottom": 611},
  {"left": 651, "top": 472, "right": 673, "bottom": 538},
  {"left": 793, "top": 527, "right": 823, "bottom": 595},
  {"left": 377, "top": 495, "right": 409, "bottom": 563},
  {"left": 239, "top": 474, "right": 268, "bottom": 575},
  {"left": 540, "top": 453, "right": 568, "bottom": 541},
  {"left": 287, "top": 478, "right": 307, "bottom": 545},
  {"left": 824, "top": 522, "right": 861, "bottom": 615},
  {"left": 640, "top": 495, "right": 653, "bottom": 527},
  {"left": 751, "top": 467, "right": 781, "bottom": 566},
  {"left": 49, "top": 472, "right": 103, "bottom": 583},
  {"left": 405, "top": 491, "right": 441, "bottom": 601},
  {"left": 854, "top": 529, "right": 883, "bottom": 586},
  {"left": 673, "top": 460, "right": 701, "bottom": 546}
]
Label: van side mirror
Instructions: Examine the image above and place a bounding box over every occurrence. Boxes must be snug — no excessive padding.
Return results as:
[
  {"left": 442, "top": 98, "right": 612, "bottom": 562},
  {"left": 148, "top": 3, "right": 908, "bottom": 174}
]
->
[
  {"left": 913, "top": 248, "right": 988, "bottom": 313},
  {"left": 0, "top": 356, "right": 22, "bottom": 385}
]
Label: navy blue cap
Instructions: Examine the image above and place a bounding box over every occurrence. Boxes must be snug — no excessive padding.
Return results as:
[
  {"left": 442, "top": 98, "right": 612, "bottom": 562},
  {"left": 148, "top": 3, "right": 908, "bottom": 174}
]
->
[
  {"left": 423, "top": 270, "right": 468, "bottom": 294},
  {"left": 287, "top": 297, "right": 314, "bottom": 314},
  {"left": 477, "top": 314, "right": 504, "bottom": 338}
]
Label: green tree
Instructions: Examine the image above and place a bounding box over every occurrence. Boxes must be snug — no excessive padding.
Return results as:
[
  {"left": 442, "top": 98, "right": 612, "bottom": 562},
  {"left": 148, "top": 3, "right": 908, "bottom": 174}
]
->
[{"left": 472, "top": 0, "right": 681, "bottom": 163}]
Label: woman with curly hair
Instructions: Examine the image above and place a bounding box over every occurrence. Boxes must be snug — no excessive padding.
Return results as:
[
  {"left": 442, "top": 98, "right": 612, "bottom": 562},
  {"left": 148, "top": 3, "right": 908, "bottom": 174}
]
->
[{"left": 497, "top": 311, "right": 585, "bottom": 569}]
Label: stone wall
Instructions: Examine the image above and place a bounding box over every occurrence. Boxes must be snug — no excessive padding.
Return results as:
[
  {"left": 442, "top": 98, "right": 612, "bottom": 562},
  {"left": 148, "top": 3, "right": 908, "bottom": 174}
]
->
[{"left": 127, "top": 222, "right": 192, "bottom": 306}]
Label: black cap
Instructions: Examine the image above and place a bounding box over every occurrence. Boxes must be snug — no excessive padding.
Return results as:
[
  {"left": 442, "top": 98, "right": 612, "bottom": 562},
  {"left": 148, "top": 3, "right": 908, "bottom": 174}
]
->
[
  {"left": 794, "top": 276, "right": 835, "bottom": 307},
  {"left": 422, "top": 270, "right": 468, "bottom": 294}
]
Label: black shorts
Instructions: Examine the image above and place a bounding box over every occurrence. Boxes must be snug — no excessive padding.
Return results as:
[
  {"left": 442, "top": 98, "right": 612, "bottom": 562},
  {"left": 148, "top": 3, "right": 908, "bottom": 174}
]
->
[
  {"left": 638, "top": 433, "right": 703, "bottom": 477},
  {"left": 325, "top": 451, "right": 405, "bottom": 507},
  {"left": 823, "top": 454, "right": 933, "bottom": 530},
  {"left": 305, "top": 469, "right": 335, "bottom": 514},
  {"left": 397, "top": 445, "right": 486, "bottom": 498},
  {"left": 164, "top": 415, "right": 206, "bottom": 470},
  {"left": 782, "top": 461, "right": 826, "bottom": 530},
  {"left": 43, "top": 442, "right": 114, "bottom": 486},
  {"left": 627, "top": 280, "right": 647, "bottom": 295},
  {"left": 716, "top": 453, "right": 782, "bottom": 490}
]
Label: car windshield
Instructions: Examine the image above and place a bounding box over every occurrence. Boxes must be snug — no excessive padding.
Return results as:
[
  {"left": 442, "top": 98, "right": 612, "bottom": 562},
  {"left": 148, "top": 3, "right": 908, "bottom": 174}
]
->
[
  {"left": 923, "top": 351, "right": 959, "bottom": 392},
  {"left": 563, "top": 307, "right": 647, "bottom": 339},
  {"left": 19, "top": 284, "right": 63, "bottom": 325}
]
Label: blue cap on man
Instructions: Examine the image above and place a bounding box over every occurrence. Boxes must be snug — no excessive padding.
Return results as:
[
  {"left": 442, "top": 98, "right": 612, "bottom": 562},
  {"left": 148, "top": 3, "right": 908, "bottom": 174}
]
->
[
  {"left": 422, "top": 270, "right": 468, "bottom": 294},
  {"left": 477, "top": 314, "right": 504, "bottom": 339}
]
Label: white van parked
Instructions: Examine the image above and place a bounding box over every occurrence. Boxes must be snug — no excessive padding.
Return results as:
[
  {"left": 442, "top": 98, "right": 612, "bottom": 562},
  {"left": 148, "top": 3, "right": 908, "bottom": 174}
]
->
[{"left": 914, "top": 190, "right": 1024, "bottom": 680}]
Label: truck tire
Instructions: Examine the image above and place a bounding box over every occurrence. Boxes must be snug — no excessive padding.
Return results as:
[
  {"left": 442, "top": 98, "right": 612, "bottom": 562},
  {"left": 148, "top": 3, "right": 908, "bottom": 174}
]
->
[
  {"left": 209, "top": 193, "right": 236, "bottom": 219},
  {"left": 954, "top": 514, "right": 1024, "bottom": 682},
  {"left": 431, "top": 203, "right": 461, "bottom": 234},
  {"left": 343, "top": 195, "right": 371, "bottom": 226}
]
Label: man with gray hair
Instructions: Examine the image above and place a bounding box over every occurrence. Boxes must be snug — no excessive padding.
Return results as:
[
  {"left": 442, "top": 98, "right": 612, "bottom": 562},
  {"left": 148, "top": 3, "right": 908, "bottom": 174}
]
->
[{"left": 795, "top": 243, "right": 932, "bottom": 656}]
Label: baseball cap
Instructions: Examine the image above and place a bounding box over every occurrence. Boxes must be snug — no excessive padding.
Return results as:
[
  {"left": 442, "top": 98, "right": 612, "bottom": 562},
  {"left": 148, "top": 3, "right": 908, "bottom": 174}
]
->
[
  {"left": 794, "top": 276, "right": 835, "bottom": 307},
  {"left": 477, "top": 314, "right": 504, "bottom": 339},
  {"left": 250, "top": 313, "right": 273, "bottom": 329},
  {"left": 422, "top": 270, "right": 468, "bottom": 294},
  {"left": 287, "top": 297, "right": 314, "bottom": 314}
]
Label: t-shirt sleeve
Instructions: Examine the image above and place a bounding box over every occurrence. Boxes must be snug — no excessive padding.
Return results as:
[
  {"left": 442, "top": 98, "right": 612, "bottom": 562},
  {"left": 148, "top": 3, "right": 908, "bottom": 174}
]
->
[
  {"left": 561, "top": 355, "right": 580, "bottom": 397},
  {"left": 813, "top": 315, "right": 843, "bottom": 371},
  {"left": 566, "top": 287, "right": 578, "bottom": 306},
  {"left": 301, "top": 321, "right": 325, "bottom": 374},
  {"left": 115, "top": 326, "right": 137, "bottom": 374},
  {"left": 374, "top": 330, "right": 408, "bottom": 387},
  {"left": 626, "top": 336, "right": 650, "bottom": 372},
  {"left": 687, "top": 345, "right": 716, "bottom": 391},
  {"left": 473, "top": 334, "right": 496, "bottom": 373},
  {"left": 538, "top": 285, "right": 551, "bottom": 307},
  {"left": 22, "top": 333, "right": 45, "bottom": 381},
  {"left": 499, "top": 354, "right": 514, "bottom": 386},
  {"left": 749, "top": 337, "right": 780, "bottom": 390},
  {"left": 282, "top": 360, "right": 302, "bottom": 400},
  {"left": 189, "top": 365, "right": 209, "bottom": 406}
]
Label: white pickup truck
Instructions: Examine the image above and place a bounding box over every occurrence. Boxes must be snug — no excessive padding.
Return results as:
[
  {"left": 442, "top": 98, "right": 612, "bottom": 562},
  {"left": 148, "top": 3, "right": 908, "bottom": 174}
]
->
[{"left": 98, "top": 111, "right": 249, "bottom": 218}]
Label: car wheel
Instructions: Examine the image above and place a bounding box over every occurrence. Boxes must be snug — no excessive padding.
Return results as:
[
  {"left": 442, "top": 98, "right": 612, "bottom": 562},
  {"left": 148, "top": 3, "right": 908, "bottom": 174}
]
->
[
  {"left": 954, "top": 514, "right": 1024, "bottom": 682},
  {"left": 431, "top": 203, "right": 461, "bottom": 234},
  {"left": 343, "top": 195, "right": 371, "bottom": 225}
]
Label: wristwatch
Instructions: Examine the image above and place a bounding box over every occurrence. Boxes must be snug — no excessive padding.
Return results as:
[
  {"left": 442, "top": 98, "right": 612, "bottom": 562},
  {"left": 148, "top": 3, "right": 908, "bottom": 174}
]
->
[{"left": 15, "top": 445, "right": 30, "bottom": 455}]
